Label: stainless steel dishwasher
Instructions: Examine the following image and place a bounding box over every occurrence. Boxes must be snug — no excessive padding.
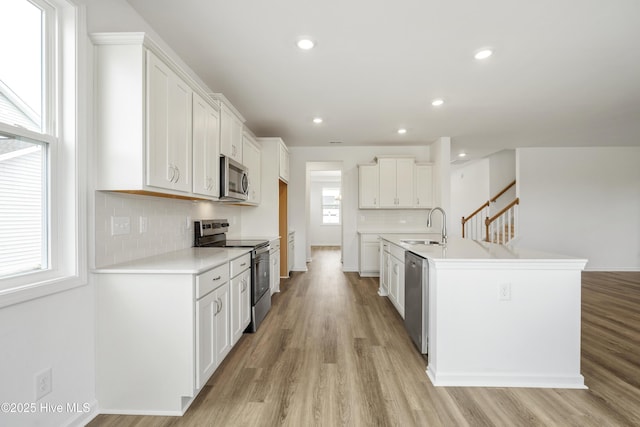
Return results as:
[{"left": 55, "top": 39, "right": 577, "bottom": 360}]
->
[{"left": 404, "top": 251, "right": 429, "bottom": 354}]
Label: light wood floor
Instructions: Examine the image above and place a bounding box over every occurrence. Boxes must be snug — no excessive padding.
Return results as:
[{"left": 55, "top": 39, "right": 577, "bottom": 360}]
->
[{"left": 89, "top": 248, "right": 640, "bottom": 426}]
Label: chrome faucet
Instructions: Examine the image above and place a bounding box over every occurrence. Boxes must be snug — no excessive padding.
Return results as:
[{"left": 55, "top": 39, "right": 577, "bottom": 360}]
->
[{"left": 427, "top": 207, "right": 447, "bottom": 244}]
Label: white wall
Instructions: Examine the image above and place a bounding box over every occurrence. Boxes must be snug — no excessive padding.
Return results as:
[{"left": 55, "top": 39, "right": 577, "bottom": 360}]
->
[
  {"left": 489, "top": 149, "right": 516, "bottom": 214},
  {"left": 289, "top": 145, "right": 433, "bottom": 272},
  {"left": 516, "top": 147, "right": 640, "bottom": 270},
  {"left": 309, "top": 180, "right": 342, "bottom": 246},
  {"left": 450, "top": 159, "right": 490, "bottom": 238},
  {"left": 237, "top": 138, "right": 281, "bottom": 238}
]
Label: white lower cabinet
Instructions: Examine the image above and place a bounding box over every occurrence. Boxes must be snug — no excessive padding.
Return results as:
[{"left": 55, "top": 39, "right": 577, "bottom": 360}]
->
[
  {"left": 196, "top": 283, "right": 229, "bottom": 389},
  {"left": 379, "top": 238, "right": 406, "bottom": 318},
  {"left": 269, "top": 238, "right": 281, "bottom": 294},
  {"left": 287, "top": 232, "right": 295, "bottom": 274},
  {"left": 96, "top": 254, "right": 248, "bottom": 415},
  {"left": 359, "top": 234, "right": 380, "bottom": 276},
  {"left": 231, "top": 253, "right": 252, "bottom": 345}
]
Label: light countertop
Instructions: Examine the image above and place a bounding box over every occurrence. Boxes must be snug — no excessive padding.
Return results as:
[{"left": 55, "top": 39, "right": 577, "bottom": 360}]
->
[
  {"left": 380, "top": 236, "right": 588, "bottom": 265},
  {"left": 93, "top": 247, "right": 251, "bottom": 274}
]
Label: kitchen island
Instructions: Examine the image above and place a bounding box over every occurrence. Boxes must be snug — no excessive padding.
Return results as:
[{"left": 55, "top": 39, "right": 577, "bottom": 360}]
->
[{"left": 380, "top": 236, "right": 588, "bottom": 389}]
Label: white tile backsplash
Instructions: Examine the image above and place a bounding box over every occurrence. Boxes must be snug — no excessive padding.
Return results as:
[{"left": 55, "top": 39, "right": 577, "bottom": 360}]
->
[
  {"left": 94, "top": 192, "right": 197, "bottom": 268},
  {"left": 357, "top": 209, "right": 431, "bottom": 232}
]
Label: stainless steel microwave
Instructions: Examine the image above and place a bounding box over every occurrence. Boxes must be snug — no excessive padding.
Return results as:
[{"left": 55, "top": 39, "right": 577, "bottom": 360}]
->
[{"left": 220, "top": 156, "right": 249, "bottom": 201}]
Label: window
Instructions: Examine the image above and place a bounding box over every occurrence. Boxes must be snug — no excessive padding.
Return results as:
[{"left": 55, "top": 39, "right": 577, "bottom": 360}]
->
[
  {"left": 0, "top": 0, "right": 85, "bottom": 307},
  {"left": 321, "top": 187, "right": 341, "bottom": 224},
  {"left": 0, "top": 0, "right": 49, "bottom": 279}
]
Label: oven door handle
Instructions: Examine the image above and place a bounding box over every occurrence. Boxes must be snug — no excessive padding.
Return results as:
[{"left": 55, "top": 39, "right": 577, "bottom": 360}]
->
[{"left": 254, "top": 245, "right": 271, "bottom": 256}]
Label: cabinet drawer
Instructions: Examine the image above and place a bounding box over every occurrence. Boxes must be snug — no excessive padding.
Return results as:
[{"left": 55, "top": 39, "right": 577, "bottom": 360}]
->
[
  {"left": 391, "top": 244, "right": 405, "bottom": 261},
  {"left": 382, "top": 241, "right": 391, "bottom": 253},
  {"left": 230, "top": 253, "right": 251, "bottom": 278},
  {"left": 197, "top": 263, "right": 229, "bottom": 299}
]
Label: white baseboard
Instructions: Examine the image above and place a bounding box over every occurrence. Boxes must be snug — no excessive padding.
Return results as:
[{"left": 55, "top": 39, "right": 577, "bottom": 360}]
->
[
  {"left": 63, "top": 399, "right": 99, "bottom": 427},
  {"left": 426, "top": 366, "right": 587, "bottom": 389}
]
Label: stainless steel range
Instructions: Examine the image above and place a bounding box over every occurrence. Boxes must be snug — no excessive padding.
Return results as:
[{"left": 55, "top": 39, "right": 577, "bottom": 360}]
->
[{"left": 194, "top": 219, "right": 271, "bottom": 332}]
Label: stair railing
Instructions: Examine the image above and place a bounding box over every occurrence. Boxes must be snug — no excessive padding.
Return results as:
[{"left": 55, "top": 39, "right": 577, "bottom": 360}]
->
[
  {"left": 461, "top": 180, "right": 516, "bottom": 242},
  {"left": 461, "top": 201, "right": 490, "bottom": 241},
  {"left": 485, "top": 198, "right": 519, "bottom": 244}
]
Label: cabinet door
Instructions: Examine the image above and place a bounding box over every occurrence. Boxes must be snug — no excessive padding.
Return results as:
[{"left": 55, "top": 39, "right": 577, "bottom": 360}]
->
[
  {"left": 146, "top": 52, "right": 172, "bottom": 190},
  {"left": 397, "top": 259, "right": 405, "bottom": 318},
  {"left": 243, "top": 136, "right": 261, "bottom": 204},
  {"left": 270, "top": 249, "right": 281, "bottom": 294},
  {"left": 146, "top": 51, "right": 192, "bottom": 192},
  {"left": 358, "top": 164, "right": 379, "bottom": 208},
  {"left": 213, "top": 283, "right": 231, "bottom": 363},
  {"left": 389, "top": 257, "right": 399, "bottom": 305},
  {"left": 378, "top": 158, "right": 397, "bottom": 207},
  {"left": 360, "top": 241, "right": 380, "bottom": 274},
  {"left": 279, "top": 142, "right": 289, "bottom": 182},
  {"left": 414, "top": 164, "right": 433, "bottom": 208},
  {"left": 196, "top": 291, "right": 217, "bottom": 389},
  {"left": 192, "top": 93, "right": 220, "bottom": 198},
  {"left": 241, "top": 270, "right": 251, "bottom": 330},
  {"left": 231, "top": 274, "right": 243, "bottom": 345},
  {"left": 168, "top": 74, "right": 192, "bottom": 192},
  {"left": 288, "top": 238, "right": 294, "bottom": 273},
  {"left": 395, "top": 158, "right": 414, "bottom": 207},
  {"left": 382, "top": 251, "right": 391, "bottom": 293},
  {"left": 220, "top": 103, "right": 243, "bottom": 163}
]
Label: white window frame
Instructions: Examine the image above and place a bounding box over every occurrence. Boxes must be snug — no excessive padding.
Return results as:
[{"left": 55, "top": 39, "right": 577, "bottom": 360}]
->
[
  {"left": 0, "top": 0, "right": 87, "bottom": 308},
  {"left": 321, "top": 186, "right": 341, "bottom": 225}
]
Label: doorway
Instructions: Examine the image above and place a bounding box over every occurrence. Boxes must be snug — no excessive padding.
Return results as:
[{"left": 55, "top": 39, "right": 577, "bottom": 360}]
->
[{"left": 306, "top": 162, "right": 343, "bottom": 264}]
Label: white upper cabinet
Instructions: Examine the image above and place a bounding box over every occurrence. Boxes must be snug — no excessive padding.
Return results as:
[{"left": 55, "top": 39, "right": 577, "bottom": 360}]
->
[
  {"left": 379, "top": 158, "right": 414, "bottom": 208},
  {"left": 414, "top": 164, "right": 434, "bottom": 208},
  {"left": 242, "top": 132, "right": 261, "bottom": 205},
  {"left": 192, "top": 92, "right": 220, "bottom": 198},
  {"left": 358, "top": 157, "right": 433, "bottom": 209},
  {"left": 279, "top": 140, "right": 290, "bottom": 183},
  {"left": 149, "top": 52, "right": 193, "bottom": 193},
  {"left": 93, "top": 33, "right": 223, "bottom": 199},
  {"left": 219, "top": 101, "right": 244, "bottom": 164},
  {"left": 359, "top": 164, "right": 379, "bottom": 208}
]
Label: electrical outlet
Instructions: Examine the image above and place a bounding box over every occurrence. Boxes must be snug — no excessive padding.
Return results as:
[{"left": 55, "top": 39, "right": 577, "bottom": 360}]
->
[
  {"left": 111, "top": 216, "right": 131, "bottom": 236},
  {"left": 35, "top": 368, "right": 52, "bottom": 400},
  {"left": 499, "top": 283, "right": 511, "bottom": 301},
  {"left": 139, "top": 216, "right": 148, "bottom": 233}
]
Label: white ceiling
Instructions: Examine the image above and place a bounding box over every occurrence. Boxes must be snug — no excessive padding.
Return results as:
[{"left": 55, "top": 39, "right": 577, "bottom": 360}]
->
[{"left": 127, "top": 0, "right": 640, "bottom": 159}]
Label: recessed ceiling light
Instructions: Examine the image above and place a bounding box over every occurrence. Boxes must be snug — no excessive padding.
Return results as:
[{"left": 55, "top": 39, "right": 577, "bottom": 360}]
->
[
  {"left": 458, "top": 152, "right": 467, "bottom": 158},
  {"left": 397, "top": 128, "right": 407, "bottom": 135},
  {"left": 431, "top": 99, "right": 444, "bottom": 107},
  {"left": 313, "top": 117, "right": 323, "bottom": 124},
  {"left": 474, "top": 49, "right": 493, "bottom": 60},
  {"left": 297, "top": 38, "right": 315, "bottom": 50},
  {"left": 329, "top": 141, "right": 342, "bottom": 144}
]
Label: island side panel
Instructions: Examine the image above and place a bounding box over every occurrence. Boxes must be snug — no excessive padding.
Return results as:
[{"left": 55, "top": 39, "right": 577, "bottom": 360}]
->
[{"left": 427, "top": 265, "right": 585, "bottom": 388}]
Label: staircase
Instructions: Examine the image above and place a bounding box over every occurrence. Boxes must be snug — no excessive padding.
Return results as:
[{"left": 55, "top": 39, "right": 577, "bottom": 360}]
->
[{"left": 462, "top": 180, "right": 519, "bottom": 245}]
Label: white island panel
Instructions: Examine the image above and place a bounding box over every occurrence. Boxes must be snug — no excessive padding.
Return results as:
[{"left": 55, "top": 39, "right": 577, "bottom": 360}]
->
[{"left": 427, "top": 266, "right": 585, "bottom": 388}]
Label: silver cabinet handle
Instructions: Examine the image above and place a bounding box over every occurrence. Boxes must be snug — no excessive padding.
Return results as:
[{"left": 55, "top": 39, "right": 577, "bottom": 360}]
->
[
  {"left": 212, "top": 275, "right": 221, "bottom": 281},
  {"left": 168, "top": 164, "right": 176, "bottom": 182},
  {"left": 174, "top": 166, "right": 180, "bottom": 183},
  {"left": 214, "top": 299, "right": 220, "bottom": 315},
  {"left": 240, "top": 262, "right": 247, "bottom": 267}
]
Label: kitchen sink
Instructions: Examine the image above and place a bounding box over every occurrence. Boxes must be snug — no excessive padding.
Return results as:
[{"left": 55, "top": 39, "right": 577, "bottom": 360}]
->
[{"left": 400, "top": 239, "right": 443, "bottom": 246}]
